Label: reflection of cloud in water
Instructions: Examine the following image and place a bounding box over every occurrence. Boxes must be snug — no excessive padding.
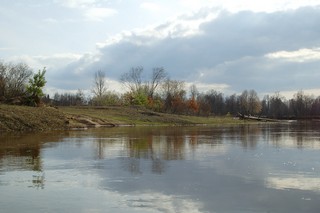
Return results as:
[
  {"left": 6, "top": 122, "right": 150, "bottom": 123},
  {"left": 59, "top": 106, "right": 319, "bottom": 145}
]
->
[
  {"left": 266, "top": 175, "right": 320, "bottom": 191},
  {"left": 123, "top": 192, "right": 204, "bottom": 213},
  {"left": 44, "top": 156, "right": 205, "bottom": 212},
  {"left": 193, "top": 144, "right": 228, "bottom": 156},
  {"left": 23, "top": 164, "right": 206, "bottom": 212},
  {"left": 271, "top": 136, "right": 320, "bottom": 149}
]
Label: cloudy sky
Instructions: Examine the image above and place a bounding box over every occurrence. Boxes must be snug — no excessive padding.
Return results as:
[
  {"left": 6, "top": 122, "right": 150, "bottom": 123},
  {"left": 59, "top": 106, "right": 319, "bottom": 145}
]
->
[{"left": 1, "top": 0, "right": 320, "bottom": 97}]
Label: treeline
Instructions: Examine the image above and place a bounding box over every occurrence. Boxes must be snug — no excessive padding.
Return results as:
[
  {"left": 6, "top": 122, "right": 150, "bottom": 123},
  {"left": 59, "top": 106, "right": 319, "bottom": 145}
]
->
[
  {"left": 1, "top": 60, "right": 319, "bottom": 119},
  {"left": 0, "top": 61, "right": 47, "bottom": 106},
  {"left": 52, "top": 66, "right": 320, "bottom": 119}
]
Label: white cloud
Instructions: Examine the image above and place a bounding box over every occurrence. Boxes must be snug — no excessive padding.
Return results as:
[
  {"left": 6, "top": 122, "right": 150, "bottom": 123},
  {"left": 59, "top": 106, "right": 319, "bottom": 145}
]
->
[
  {"left": 105, "top": 78, "right": 124, "bottom": 92},
  {"left": 185, "top": 82, "right": 230, "bottom": 94},
  {"left": 140, "top": 2, "right": 162, "bottom": 11},
  {"left": 178, "top": 0, "right": 320, "bottom": 13},
  {"left": 53, "top": 0, "right": 117, "bottom": 21},
  {"left": 0, "top": 47, "right": 15, "bottom": 51},
  {"left": 266, "top": 48, "right": 320, "bottom": 62},
  {"left": 43, "top": 18, "right": 59, "bottom": 24},
  {"left": 55, "top": 0, "right": 98, "bottom": 9},
  {"left": 35, "top": 53, "right": 83, "bottom": 60},
  {"left": 277, "top": 88, "right": 320, "bottom": 99},
  {"left": 9, "top": 53, "right": 82, "bottom": 70},
  {"left": 162, "top": 12, "right": 218, "bottom": 38},
  {"left": 84, "top": 7, "right": 117, "bottom": 21},
  {"left": 98, "top": 8, "right": 218, "bottom": 48}
]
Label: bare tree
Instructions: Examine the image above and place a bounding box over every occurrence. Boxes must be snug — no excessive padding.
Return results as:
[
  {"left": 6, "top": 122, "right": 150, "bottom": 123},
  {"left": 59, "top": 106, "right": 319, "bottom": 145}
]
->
[
  {"left": 290, "top": 90, "right": 313, "bottom": 117},
  {"left": 147, "top": 67, "right": 167, "bottom": 98},
  {"left": 239, "top": 90, "right": 249, "bottom": 115},
  {"left": 92, "top": 70, "right": 107, "bottom": 99},
  {"left": 76, "top": 89, "right": 86, "bottom": 105},
  {"left": 8, "top": 63, "right": 33, "bottom": 97},
  {"left": 189, "top": 84, "right": 198, "bottom": 99},
  {"left": 206, "top": 90, "right": 225, "bottom": 115},
  {"left": 0, "top": 61, "right": 32, "bottom": 100},
  {"left": 0, "top": 62, "right": 5, "bottom": 98},
  {"left": 120, "top": 66, "right": 143, "bottom": 94},
  {"left": 187, "top": 84, "right": 199, "bottom": 114},
  {"left": 269, "top": 92, "right": 288, "bottom": 118},
  {"left": 225, "top": 94, "right": 238, "bottom": 115},
  {"left": 247, "top": 89, "right": 262, "bottom": 115},
  {"left": 161, "top": 79, "right": 186, "bottom": 113},
  {"left": 239, "top": 89, "right": 261, "bottom": 115}
]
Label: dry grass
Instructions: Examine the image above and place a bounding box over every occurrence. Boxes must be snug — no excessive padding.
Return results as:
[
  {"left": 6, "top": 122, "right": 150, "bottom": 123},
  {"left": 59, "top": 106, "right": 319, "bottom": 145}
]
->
[
  {"left": 0, "top": 104, "right": 68, "bottom": 131},
  {"left": 59, "top": 106, "right": 246, "bottom": 126},
  {"left": 0, "top": 105, "right": 248, "bottom": 132}
]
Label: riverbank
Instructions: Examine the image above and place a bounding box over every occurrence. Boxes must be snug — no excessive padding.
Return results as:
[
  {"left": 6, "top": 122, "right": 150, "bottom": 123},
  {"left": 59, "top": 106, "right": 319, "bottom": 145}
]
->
[
  {"left": 0, "top": 105, "right": 247, "bottom": 132},
  {"left": 0, "top": 105, "right": 68, "bottom": 131}
]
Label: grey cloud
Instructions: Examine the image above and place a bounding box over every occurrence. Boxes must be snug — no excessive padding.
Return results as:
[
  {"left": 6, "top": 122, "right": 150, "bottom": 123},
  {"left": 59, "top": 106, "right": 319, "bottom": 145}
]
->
[
  {"left": 49, "top": 6, "right": 320, "bottom": 95},
  {"left": 201, "top": 56, "right": 320, "bottom": 94},
  {"left": 47, "top": 56, "right": 97, "bottom": 90},
  {"left": 198, "top": 7, "right": 320, "bottom": 60}
]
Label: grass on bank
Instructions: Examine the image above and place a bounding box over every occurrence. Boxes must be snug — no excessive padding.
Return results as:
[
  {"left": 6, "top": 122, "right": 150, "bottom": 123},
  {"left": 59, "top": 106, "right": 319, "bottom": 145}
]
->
[
  {"left": 59, "top": 106, "right": 246, "bottom": 126},
  {"left": 0, "top": 104, "right": 68, "bottom": 131},
  {"left": 0, "top": 104, "right": 249, "bottom": 132}
]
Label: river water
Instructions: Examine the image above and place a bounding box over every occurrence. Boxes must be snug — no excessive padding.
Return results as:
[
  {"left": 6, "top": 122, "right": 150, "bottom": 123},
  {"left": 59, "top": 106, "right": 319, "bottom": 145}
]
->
[{"left": 0, "top": 123, "right": 320, "bottom": 212}]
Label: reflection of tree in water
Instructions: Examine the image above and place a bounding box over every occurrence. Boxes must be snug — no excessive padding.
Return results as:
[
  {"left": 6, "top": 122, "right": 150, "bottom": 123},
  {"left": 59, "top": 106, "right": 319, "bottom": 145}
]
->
[
  {"left": 124, "top": 136, "right": 167, "bottom": 175},
  {"left": 0, "top": 141, "right": 44, "bottom": 188},
  {"left": 89, "top": 124, "right": 320, "bottom": 176},
  {"left": 237, "top": 125, "right": 261, "bottom": 149},
  {"left": 113, "top": 127, "right": 226, "bottom": 175},
  {"left": 127, "top": 138, "right": 151, "bottom": 159},
  {"left": 151, "top": 157, "right": 165, "bottom": 174},
  {"left": 0, "top": 134, "right": 40, "bottom": 166},
  {"left": 294, "top": 122, "right": 320, "bottom": 148},
  {"left": 95, "top": 137, "right": 107, "bottom": 160},
  {"left": 32, "top": 172, "right": 45, "bottom": 189},
  {"left": 122, "top": 157, "right": 142, "bottom": 175},
  {"left": 210, "top": 125, "right": 259, "bottom": 148},
  {"left": 164, "top": 133, "right": 185, "bottom": 160},
  {"left": 0, "top": 132, "right": 66, "bottom": 189},
  {"left": 104, "top": 130, "right": 184, "bottom": 175},
  {"left": 268, "top": 122, "right": 320, "bottom": 148}
]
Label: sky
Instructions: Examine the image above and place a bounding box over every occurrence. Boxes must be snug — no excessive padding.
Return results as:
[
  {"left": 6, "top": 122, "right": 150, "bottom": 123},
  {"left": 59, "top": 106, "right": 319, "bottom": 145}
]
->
[{"left": 1, "top": 0, "right": 320, "bottom": 98}]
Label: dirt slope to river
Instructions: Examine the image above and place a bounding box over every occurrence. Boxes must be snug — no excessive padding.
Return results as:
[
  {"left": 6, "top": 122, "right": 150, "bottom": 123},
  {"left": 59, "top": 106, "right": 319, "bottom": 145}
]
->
[
  {"left": 0, "top": 105, "right": 68, "bottom": 131},
  {"left": 0, "top": 105, "right": 244, "bottom": 132}
]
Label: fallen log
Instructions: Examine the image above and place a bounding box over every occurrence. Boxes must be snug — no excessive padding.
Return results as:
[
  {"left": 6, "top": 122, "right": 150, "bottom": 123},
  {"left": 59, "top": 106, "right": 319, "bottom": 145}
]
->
[{"left": 237, "top": 113, "right": 279, "bottom": 122}]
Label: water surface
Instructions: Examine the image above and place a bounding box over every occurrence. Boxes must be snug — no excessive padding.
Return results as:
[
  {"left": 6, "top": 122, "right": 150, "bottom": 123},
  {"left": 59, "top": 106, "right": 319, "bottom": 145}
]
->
[{"left": 0, "top": 123, "right": 320, "bottom": 212}]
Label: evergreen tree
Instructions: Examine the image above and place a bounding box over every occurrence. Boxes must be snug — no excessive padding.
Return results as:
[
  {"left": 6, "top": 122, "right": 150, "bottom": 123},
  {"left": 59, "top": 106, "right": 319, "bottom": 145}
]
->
[{"left": 26, "top": 68, "right": 47, "bottom": 106}]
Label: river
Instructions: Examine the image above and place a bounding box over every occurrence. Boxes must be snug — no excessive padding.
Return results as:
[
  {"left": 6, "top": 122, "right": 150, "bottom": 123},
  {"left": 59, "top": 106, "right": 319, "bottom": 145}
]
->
[{"left": 0, "top": 123, "right": 320, "bottom": 212}]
